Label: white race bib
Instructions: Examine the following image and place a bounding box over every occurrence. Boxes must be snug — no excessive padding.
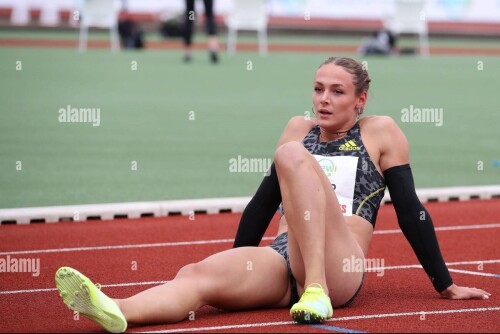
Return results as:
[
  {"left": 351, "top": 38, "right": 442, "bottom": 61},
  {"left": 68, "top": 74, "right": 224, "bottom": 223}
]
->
[{"left": 313, "top": 155, "right": 358, "bottom": 216}]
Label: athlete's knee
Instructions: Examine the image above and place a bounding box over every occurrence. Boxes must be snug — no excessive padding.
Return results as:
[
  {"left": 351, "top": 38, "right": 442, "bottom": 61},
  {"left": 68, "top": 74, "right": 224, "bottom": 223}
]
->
[
  {"left": 177, "top": 260, "right": 228, "bottom": 305},
  {"left": 175, "top": 262, "right": 205, "bottom": 280},
  {"left": 274, "top": 141, "right": 308, "bottom": 172},
  {"left": 176, "top": 260, "right": 220, "bottom": 286}
]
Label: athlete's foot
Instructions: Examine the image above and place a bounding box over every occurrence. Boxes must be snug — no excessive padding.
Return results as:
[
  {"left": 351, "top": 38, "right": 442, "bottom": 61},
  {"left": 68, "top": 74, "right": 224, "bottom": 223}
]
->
[
  {"left": 290, "top": 283, "right": 333, "bottom": 324},
  {"left": 55, "top": 267, "right": 127, "bottom": 333}
]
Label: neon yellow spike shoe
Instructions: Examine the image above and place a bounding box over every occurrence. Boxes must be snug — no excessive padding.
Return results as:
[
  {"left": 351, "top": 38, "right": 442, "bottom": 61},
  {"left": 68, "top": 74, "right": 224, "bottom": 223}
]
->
[
  {"left": 290, "top": 283, "right": 333, "bottom": 324},
  {"left": 55, "top": 267, "right": 127, "bottom": 333}
]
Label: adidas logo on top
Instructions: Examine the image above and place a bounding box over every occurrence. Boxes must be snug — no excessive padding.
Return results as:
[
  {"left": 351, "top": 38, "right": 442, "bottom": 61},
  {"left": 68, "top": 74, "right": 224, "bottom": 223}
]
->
[{"left": 339, "top": 140, "right": 360, "bottom": 151}]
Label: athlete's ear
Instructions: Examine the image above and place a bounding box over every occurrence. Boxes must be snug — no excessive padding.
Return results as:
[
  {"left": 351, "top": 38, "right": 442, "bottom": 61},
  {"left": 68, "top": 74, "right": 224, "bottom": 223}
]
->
[{"left": 356, "top": 90, "right": 368, "bottom": 109}]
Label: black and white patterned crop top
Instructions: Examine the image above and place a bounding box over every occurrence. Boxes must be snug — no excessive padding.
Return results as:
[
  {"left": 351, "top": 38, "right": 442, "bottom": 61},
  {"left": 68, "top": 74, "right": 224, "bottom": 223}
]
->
[{"left": 280, "top": 122, "right": 386, "bottom": 227}]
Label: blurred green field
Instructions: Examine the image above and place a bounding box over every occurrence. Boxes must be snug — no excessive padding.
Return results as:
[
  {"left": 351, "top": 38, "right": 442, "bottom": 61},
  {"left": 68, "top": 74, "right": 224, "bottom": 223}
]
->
[{"left": 0, "top": 32, "right": 499, "bottom": 209}]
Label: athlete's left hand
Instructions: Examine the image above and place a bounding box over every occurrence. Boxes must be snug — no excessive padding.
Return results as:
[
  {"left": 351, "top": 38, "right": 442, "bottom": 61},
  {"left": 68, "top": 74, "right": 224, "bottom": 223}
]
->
[{"left": 440, "top": 284, "right": 491, "bottom": 300}]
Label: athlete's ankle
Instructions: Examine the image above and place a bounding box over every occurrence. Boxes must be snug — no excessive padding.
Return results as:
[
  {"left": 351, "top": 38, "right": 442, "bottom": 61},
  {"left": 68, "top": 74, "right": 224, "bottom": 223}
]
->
[
  {"left": 304, "top": 282, "right": 328, "bottom": 294},
  {"left": 112, "top": 298, "right": 121, "bottom": 309},
  {"left": 112, "top": 298, "right": 129, "bottom": 321}
]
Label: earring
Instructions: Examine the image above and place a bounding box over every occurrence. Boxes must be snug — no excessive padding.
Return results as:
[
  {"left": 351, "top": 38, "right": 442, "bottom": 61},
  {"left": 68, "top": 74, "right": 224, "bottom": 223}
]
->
[{"left": 356, "top": 107, "right": 362, "bottom": 120}]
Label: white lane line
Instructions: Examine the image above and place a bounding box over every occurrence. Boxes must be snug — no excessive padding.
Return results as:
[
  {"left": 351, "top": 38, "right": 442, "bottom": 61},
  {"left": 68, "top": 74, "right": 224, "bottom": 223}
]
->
[
  {"left": 331, "top": 307, "right": 500, "bottom": 321},
  {"left": 0, "top": 238, "right": 243, "bottom": 256},
  {"left": 446, "top": 259, "right": 500, "bottom": 266},
  {"left": 0, "top": 280, "right": 169, "bottom": 295},
  {"left": 0, "top": 287, "right": 56, "bottom": 295},
  {"left": 374, "top": 223, "right": 500, "bottom": 234},
  {"left": 1, "top": 223, "right": 498, "bottom": 256},
  {"left": 2, "top": 259, "right": 498, "bottom": 295},
  {"left": 369, "top": 259, "right": 500, "bottom": 272},
  {"left": 138, "top": 307, "right": 500, "bottom": 333},
  {"left": 447, "top": 268, "right": 500, "bottom": 278},
  {"left": 141, "top": 321, "right": 294, "bottom": 333}
]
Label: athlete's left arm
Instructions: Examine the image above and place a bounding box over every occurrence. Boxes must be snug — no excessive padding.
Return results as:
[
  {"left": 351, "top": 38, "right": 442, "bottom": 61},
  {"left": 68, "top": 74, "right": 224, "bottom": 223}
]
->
[{"left": 377, "top": 117, "right": 491, "bottom": 300}]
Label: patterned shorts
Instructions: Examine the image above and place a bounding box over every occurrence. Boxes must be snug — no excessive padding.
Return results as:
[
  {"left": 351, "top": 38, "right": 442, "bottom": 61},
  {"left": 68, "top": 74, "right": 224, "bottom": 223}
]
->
[
  {"left": 269, "top": 232, "right": 365, "bottom": 308},
  {"left": 269, "top": 232, "right": 299, "bottom": 307}
]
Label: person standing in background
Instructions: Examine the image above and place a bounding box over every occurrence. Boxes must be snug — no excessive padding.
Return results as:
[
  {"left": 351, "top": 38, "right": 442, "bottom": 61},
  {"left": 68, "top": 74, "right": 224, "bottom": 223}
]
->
[{"left": 183, "top": 0, "right": 219, "bottom": 63}]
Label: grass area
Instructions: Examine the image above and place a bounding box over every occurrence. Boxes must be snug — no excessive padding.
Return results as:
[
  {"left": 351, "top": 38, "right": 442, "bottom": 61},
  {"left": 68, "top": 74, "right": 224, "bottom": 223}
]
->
[{"left": 0, "top": 44, "right": 499, "bottom": 209}]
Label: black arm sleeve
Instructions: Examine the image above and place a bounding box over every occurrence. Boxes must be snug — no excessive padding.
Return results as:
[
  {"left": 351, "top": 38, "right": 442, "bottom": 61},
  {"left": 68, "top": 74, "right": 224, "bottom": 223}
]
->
[
  {"left": 233, "top": 162, "right": 282, "bottom": 248},
  {"left": 384, "top": 164, "right": 453, "bottom": 293}
]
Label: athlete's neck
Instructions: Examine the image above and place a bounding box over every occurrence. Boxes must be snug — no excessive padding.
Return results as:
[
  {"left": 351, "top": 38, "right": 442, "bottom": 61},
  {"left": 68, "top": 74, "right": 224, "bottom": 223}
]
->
[{"left": 318, "top": 121, "right": 357, "bottom": 142}]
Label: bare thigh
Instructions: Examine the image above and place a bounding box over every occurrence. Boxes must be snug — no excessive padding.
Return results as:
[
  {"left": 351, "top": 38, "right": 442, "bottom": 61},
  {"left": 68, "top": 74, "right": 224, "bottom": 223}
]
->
[
  {"left": 190, "top": 246, "right": 292, "bottom": 310},
  {"left": 280, "top": 144, "right": 365, "bottom": 306}
]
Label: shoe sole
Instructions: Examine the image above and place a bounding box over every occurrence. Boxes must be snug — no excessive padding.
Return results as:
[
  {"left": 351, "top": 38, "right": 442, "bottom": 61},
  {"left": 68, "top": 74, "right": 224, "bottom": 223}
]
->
[
  {"left": 290, "top": 309, "right": 327, "bottom": 324},
  {"left": 55, "top": 267, "right": 127, "bottom": 333}
]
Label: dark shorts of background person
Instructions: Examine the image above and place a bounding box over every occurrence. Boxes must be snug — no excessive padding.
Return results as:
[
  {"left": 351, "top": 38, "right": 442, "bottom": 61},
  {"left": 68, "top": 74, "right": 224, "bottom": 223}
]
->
[{"left": 268, "top": 232, "right": 365, "bottom": 308}]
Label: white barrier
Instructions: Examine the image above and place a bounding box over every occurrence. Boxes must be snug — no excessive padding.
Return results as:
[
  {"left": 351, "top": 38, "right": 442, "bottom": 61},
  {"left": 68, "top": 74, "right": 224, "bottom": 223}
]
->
[{"left": 1, "top": 186, "right": 499, "bottom": 224}]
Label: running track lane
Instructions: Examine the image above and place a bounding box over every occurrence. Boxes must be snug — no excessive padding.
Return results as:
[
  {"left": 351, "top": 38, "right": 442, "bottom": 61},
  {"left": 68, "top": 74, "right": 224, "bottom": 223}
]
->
[
  {"left": 0, "top": 199, "right": 499, "bottom": 332},
  {"left": 1, "top": 38, "right": 500, "bottom": 56}
]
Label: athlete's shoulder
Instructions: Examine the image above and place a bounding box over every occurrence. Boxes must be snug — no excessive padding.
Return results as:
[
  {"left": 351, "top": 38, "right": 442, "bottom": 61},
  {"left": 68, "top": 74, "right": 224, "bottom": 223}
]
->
[
  {"left": 359, "top": 115, "right": 401, "bottom": 133},
  {"left": 277, "top": 116, "right": 316, "bottom": 147},
  {"left": 286, "top": 115, "right": 316, "bottom": 130},
  {"left": 360, "top": 116, "right": 409, "bottom": 170}
]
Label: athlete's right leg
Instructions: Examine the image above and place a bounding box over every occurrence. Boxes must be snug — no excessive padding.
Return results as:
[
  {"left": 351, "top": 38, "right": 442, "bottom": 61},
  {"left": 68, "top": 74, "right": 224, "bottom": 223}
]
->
[{"left": 57, "top": 246, "right": 291, "bottom": 330}]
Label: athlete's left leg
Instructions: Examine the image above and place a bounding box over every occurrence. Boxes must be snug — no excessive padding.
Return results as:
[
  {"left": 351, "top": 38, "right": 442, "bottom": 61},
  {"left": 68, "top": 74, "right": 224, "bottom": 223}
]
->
[
  {"left": 274, "top": 141, "right": 365, "bottom": 306},
  {"left": 116, "top": 246, "right": 291, "bottom": 324}
]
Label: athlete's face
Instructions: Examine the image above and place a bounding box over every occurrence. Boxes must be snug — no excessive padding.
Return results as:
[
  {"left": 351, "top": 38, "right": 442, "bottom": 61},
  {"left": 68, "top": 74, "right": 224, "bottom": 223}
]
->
[{"left": 312, "top": 64, "right": 366, "bottom": 130}]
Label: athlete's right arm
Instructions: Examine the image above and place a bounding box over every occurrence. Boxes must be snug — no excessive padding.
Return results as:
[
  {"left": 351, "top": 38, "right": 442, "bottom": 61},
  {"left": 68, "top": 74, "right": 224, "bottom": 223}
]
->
[
  {"left": 233, "top": 117, "right": 315, "bottom": 247},
  {"left": 232, "top": 162, "right": 282, "bottom": 247}
]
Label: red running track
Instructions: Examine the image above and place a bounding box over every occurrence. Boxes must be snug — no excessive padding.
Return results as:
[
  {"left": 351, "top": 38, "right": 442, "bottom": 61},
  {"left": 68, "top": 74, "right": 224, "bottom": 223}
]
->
[{"left": 0, "top": 199, "right": 499, "bottom": 333}]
